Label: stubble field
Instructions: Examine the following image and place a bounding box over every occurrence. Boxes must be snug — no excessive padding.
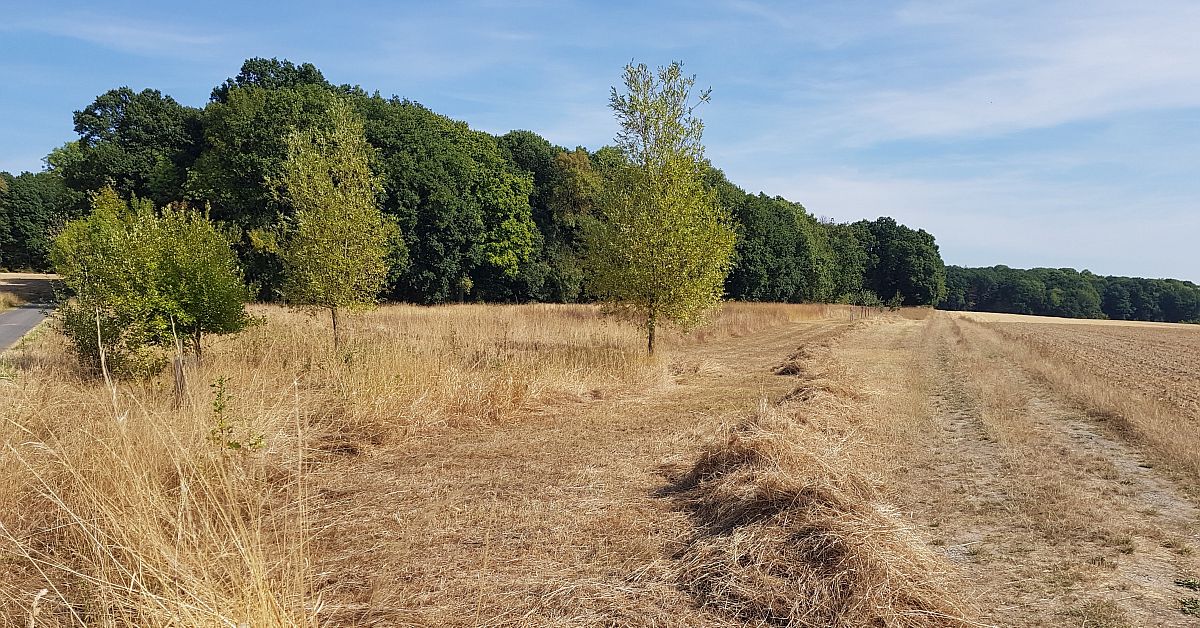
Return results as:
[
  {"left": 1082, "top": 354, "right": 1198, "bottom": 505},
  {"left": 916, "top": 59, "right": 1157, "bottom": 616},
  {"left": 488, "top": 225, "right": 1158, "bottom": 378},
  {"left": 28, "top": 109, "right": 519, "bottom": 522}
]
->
[{"left": 1, "top": 304, "right": 1198, "bottom": 626}]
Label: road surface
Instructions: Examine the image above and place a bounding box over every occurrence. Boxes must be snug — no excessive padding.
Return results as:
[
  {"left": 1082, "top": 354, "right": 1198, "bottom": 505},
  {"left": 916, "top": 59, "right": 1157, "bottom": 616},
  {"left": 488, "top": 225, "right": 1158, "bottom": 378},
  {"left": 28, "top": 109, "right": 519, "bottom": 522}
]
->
[{"left": 0, "top": 305, "right": 50, "bottom": 352}]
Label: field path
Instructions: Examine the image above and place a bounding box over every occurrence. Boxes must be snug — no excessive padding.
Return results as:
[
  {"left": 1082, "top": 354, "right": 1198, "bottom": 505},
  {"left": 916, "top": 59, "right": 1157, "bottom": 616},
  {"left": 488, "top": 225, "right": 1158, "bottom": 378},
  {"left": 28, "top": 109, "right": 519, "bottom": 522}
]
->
[
  {"left": 896, "top": 315, "right": 1200, "bottom": 626},
  {"left": 306, "top": 312, "right": 1200, "bottom": 626},
  {"left": 310, "top": 318, "right": 853, "bottom": 626}
]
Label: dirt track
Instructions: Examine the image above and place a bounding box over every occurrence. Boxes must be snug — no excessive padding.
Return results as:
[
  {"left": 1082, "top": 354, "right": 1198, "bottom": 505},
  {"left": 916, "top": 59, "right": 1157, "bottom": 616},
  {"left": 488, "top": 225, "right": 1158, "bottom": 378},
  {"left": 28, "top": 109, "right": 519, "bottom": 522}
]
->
[
  {"left": 903, "top": 316, "right": 1200, "bottom": 626},
  {"left": 303, "top": 311, "right": 1200, "bottom": 625}
]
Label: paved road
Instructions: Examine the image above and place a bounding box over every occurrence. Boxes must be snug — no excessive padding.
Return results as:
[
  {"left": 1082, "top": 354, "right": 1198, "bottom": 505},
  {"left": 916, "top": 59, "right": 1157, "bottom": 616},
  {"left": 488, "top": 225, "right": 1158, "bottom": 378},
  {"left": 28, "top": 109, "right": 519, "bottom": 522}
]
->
[{"left": 0, "top": 305, "right": 51, "bottom": 353}]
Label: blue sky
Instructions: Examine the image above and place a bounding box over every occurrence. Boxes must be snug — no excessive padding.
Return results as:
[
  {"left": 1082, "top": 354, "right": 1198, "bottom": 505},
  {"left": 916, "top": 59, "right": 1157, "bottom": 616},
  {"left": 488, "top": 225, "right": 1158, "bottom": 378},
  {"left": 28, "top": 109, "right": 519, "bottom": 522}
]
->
[{"left": 3, "top": 0, "right": 1198, "bottom": 280}]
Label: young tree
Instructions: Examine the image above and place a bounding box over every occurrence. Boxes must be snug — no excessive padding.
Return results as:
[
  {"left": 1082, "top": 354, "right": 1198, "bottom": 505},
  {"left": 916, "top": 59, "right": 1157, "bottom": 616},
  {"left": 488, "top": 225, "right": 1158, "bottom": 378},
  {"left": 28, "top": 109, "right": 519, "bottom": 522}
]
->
[
  {"left": 52, "top": 188, "right": 251, "bottom": 374},
  {"left": 586, "top": 62, "right": 737, "bottom": 354},
  {"left": 52, "top": 188, "right": 170, "bottom": 375},
  {"left": 157, "top": 203, "right": 252, "bottom": 357},
  {"left": 273, "top": 98, "right": 398, "bottom": 349}
]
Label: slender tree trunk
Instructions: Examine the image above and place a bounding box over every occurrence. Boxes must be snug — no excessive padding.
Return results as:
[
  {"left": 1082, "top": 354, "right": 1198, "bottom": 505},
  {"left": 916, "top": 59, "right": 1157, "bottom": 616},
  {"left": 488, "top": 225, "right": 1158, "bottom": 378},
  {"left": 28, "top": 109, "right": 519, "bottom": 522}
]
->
[
  {"left": 646, "top": 306, "right": 657, "bottom": 355},
  {"left": 193, "top": 328, "right": 203, "bottom": 362},
  {"left": 170, "top": 316, "right": 188, "bottom": 410},
  {"left": 331, "top": 307, "right": 340, "bottom": 351}
]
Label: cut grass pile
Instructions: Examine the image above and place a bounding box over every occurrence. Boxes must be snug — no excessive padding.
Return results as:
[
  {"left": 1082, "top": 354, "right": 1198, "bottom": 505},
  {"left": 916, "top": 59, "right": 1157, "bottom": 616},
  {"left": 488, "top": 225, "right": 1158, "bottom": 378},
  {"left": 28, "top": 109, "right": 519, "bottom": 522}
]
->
[{"left": 664, "top": 409, "right": 974, "bottom": 627}]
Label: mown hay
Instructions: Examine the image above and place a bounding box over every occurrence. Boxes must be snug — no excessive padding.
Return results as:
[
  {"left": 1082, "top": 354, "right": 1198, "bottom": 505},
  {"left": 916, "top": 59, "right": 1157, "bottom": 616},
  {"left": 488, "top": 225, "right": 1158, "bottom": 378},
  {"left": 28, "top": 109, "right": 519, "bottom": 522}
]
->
[{"left": 664, "top": 411, "right": 975, "bottom": 627}]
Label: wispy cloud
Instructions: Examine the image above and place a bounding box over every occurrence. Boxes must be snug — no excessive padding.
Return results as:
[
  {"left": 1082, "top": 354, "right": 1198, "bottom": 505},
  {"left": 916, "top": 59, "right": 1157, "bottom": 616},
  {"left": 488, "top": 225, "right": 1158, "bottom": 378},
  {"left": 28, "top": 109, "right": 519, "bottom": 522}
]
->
[
  {"left": 5, "top": 14, "right": 223, "bottom": 56},
  {"left": 847, "top": 2, "right": 1200, "bottom": 142}
]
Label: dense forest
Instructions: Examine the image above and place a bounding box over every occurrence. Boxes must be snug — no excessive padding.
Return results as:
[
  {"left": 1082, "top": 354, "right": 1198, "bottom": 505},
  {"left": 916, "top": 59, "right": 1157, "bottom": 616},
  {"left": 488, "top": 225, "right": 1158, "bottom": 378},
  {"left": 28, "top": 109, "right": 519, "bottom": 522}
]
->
[
  {"left": 2, "top": 58, "right": 1196, "bottom": 322},
  {"left": 940, "top": 265, "right": 1200, "bottom": 323},
  {"left": 0, "top": 58, "right": 946, "bottom": 308}
]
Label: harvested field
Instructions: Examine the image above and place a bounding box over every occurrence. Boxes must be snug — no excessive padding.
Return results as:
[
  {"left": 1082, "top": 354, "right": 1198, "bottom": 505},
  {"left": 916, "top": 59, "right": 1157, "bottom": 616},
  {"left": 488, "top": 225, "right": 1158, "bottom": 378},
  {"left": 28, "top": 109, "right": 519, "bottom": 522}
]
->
[
  {"left": 3, "top": 304, "right": 1199, "bottom": 626},
  {"left": 988, "top": 320, "right": 1200, "bottom": 422}
]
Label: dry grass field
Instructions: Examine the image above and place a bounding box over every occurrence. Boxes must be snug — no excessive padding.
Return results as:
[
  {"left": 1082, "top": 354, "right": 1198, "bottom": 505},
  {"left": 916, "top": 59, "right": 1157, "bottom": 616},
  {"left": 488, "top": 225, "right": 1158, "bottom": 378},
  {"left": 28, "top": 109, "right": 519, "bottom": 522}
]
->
[
  {"left": 2, "top": 303, "right": 1199, "bottom": 626},
  {"left": 0, "top": 273, "right": 57, "bottom": 305}
]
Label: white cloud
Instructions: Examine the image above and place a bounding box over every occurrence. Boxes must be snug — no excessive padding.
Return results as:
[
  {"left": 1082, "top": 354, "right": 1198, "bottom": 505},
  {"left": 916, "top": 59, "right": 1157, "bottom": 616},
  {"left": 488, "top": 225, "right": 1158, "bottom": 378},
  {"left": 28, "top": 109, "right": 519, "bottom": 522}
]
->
[
  {"left": 6, "top": 14, "right": 222, "bottom": 56},
  {"left": 846, "top": 2, "right": 1200, "bottom": 142}
]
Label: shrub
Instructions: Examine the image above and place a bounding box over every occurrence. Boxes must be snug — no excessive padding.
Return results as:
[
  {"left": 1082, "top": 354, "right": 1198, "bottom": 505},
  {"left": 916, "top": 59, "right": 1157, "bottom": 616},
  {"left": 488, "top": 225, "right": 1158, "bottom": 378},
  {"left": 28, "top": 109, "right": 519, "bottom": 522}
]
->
[{"left": 51, "top": 188, "right": 250, "bottom": 376}]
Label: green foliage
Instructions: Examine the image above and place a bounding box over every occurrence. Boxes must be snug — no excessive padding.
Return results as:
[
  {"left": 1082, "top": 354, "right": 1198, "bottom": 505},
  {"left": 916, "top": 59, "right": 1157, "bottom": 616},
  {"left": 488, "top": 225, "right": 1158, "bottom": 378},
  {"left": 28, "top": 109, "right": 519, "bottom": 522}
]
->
[
  {"left": 51, "top": 188, "right": 250, "bottom": 375},
  {"left": 64, "top": 88, "right": 202, "bottom": 206},
  {"left": 208, "top": 376, "right": 264, "bottom": 452},
  {"left": 0, "top": 170, "right": 83, "bottom": 271},
  {"left": 826, "top": 221, "right": 868, "bottom": 298},
  {"left": 156, "top": 203, "right": 253, "bottom": 353},
  {"left": 354, "top": 95, "right": 536, "bottom": 303},
  {"left": 587, "top": 62, "right": 736, "bottom": 352},
  {"left": 188, "top": 84, "right": 338, "bottom": 232},
  {"left": 841, "top": 289, "right": 884, "bottom": 308},
  {"left": 853, "top": 217, "right": 947, "bottom": 306},
  {"left": 272, "top": 98, "right": 399, "bottom": 345},
  {"left": 724, "top": 188, "right": 836, "bottom": 303},
  {"left": 52, "top": 188, "right": 172, "bottom": 375},
  {"left": 210, "top": 57, "right": 332, "bottom": 103},
  {"left": 942, "top": 265, "right": 1200, "bottom": 323}
]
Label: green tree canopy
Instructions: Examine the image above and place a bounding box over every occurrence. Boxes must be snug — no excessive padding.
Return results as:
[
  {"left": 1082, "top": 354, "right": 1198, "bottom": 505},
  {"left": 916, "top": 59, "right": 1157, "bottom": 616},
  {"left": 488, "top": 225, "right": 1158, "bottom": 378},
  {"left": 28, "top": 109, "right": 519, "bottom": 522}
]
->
[
  {"left": 586, "top": 61, "right": 737, "bottom": 353},
  {"left": 51, "top": 188, "right": 251, "bottom": 374},
  {"left": 155, "top": 203, "right": 252, "bottom": 356},
  {"left": 854, "top": 217, "right": 946, "bottom": 306},
  {"left": 354, "top": 95, "right": 536, "bottom": 303},
  {"left": 942, "top": 265, "right": 1200, "bottom": 323},
  {"left": 272, "top": 98, "right": 399, "bottom": 348},
  {"left": 0, "top": 170, "right": 83, "bottom": 271},
  {"left": 210, "top": 57, "right": 332, "bottom": 103},
  {"left": 64, "top": 87, "right": 202, "bottom": 206}
]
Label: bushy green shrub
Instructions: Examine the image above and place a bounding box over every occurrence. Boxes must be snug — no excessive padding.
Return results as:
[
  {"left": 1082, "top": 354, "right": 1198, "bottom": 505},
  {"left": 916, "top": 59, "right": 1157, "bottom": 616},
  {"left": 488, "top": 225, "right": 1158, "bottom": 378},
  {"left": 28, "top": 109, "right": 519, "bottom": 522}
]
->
[{"left": 51, "top": 187, "right": 250, "bottom": 376}]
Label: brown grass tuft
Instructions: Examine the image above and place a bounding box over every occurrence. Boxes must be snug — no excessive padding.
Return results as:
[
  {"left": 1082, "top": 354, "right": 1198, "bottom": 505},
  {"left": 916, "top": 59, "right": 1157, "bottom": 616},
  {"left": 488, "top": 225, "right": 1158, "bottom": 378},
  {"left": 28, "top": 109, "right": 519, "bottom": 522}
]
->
[
  {"left": 662, "top": 404, "right": 974, "bottom": 627},
  {"left": 0, "top": 291, "right": 24, "bottom": 312}
]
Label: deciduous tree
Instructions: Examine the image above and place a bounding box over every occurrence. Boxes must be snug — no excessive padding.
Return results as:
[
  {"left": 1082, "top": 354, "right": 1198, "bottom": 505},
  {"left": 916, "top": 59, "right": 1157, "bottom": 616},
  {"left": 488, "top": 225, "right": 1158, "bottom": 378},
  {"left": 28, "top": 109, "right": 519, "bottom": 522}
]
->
[
  {"left": 586, "top": 62, "right": 736, "bottom": 353},
  {"left": 272, "top": 98, "right": 399, "bottom": 349}
]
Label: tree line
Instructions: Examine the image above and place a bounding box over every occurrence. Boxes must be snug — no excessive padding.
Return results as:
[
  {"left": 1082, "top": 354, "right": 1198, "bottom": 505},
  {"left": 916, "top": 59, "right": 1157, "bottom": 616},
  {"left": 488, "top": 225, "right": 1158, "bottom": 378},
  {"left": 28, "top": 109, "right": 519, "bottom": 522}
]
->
[
  {"left": 0, "top": 57, "right": 948, "bottom": 311},
  {"left": 940, "top": 265, "right": 1200, "bottom": 323}
]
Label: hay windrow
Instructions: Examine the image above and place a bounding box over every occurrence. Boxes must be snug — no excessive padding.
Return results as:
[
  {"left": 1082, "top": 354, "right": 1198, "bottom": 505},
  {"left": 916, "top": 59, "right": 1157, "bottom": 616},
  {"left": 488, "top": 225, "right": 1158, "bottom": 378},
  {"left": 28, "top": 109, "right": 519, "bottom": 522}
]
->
[
  {"left": 663, "top": 338, "right": 976, "bottom": 627},
  {"left": 665, "top": 413, "right": 975, "bottom": 627}
]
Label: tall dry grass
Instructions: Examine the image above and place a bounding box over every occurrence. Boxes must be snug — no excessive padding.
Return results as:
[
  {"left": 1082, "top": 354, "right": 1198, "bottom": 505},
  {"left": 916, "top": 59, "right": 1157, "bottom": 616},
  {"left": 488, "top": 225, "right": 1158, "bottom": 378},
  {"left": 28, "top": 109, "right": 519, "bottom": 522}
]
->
[
  {"left": 0, "top": 291, "right": 24, "bottom": 312},
  {"left": 0, "top": 300, "right": 838, "bottom": 626},
  {"left": 959, "top": 318, "right": 1200, "bottom": 483}
]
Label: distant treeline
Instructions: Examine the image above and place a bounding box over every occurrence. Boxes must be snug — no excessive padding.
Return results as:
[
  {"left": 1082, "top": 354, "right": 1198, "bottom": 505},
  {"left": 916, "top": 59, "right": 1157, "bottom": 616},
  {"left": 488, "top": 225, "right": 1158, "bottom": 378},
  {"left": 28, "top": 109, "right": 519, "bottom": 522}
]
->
[
  {"left": 940, "top": 265, "right": 1200, "bottom": 323},
  {"left": 0, "top": 57, "right": 947, "bottom": 308}
]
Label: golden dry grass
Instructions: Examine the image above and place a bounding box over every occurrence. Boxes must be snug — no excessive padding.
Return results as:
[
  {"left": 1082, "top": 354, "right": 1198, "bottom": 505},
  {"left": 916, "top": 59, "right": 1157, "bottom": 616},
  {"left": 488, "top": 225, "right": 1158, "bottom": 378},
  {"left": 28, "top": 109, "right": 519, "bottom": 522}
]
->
[
  {"left": 0, "top": 301, "right": 872, "bottom": 626},
  {"left": 0, "top": 291, "right": 23, "bottom": 312},
  {"left": 957, "top": 316, "right": 1200, "bottom": 484}
]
